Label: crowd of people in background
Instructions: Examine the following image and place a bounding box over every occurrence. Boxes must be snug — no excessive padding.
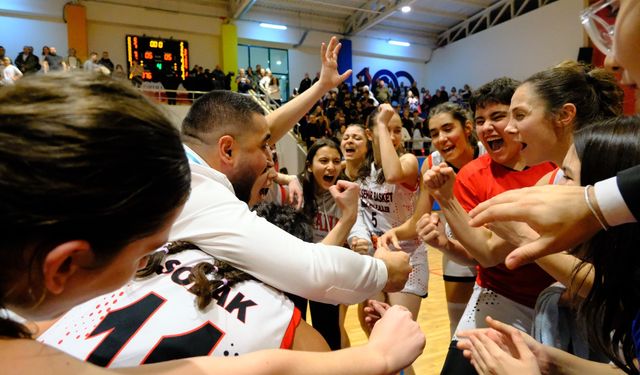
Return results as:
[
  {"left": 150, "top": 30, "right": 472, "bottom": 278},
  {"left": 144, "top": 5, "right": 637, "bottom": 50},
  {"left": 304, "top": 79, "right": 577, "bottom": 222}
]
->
[
  {"left": 291, "top": 76, "right": 473, "bottom": 157},
  {"left": 0, "top": 45, "right": 125, "bottom": 86}
]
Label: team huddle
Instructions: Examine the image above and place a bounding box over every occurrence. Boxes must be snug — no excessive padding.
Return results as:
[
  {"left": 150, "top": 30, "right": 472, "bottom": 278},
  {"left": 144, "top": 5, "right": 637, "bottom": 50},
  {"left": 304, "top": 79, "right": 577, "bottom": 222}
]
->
[{"left": 2, "top": 1, "right": 640, "bottom": 375}]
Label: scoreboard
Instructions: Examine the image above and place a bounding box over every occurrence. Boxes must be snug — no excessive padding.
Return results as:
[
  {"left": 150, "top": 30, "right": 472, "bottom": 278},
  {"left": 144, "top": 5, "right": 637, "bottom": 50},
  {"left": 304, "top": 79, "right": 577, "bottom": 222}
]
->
[{"left": 126, "top": 35, "right": 189, "bottom": 81}]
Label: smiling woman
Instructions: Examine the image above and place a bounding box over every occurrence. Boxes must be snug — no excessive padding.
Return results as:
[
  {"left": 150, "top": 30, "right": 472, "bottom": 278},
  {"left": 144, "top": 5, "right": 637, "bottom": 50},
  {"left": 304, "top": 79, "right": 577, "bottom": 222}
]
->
[{"left": 506, "top": 61, "right": 623, "bottom": 167}]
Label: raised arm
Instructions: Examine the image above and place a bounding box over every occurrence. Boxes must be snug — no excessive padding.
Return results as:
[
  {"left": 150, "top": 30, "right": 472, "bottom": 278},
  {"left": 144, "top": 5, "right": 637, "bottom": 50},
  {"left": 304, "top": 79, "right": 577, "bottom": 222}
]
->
[
  {"left": 266, "top": 37, "right": 351, "bottom": 142},
  {"left": 320, "top": 180, "right": 359, "bottom": 246},
  {"left": 375, "top": 104, "right": 419, "bottom": 186}
]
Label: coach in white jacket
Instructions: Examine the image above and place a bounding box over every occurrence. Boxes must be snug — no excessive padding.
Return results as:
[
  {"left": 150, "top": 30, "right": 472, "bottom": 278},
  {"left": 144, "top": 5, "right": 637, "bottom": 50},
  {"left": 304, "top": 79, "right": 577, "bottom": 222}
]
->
[{"left": 170, "top": 37, "right": 410, "bottom": 304}]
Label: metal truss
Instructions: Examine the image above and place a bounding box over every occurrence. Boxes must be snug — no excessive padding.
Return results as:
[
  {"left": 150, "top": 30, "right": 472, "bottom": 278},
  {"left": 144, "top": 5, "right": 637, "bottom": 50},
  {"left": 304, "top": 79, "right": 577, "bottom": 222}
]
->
[
  {"left": 437, "top": 0, "right": 557, "bottom": 47},
  {"left": 230, "top": 0, "right": 256, "bottom": 20},
  {"left": 343, "top": 0, "right": 417, "bottom": 35}
]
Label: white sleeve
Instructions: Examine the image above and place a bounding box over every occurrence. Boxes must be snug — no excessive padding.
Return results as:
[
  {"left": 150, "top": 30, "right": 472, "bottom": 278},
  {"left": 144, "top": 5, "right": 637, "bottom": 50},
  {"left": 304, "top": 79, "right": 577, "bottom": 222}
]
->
[
  {"left": 594, "top": 176, "right": 636, "bottom": 226},
  {"left": 171, "top": 175, "right": 387, "bottom": 305}
]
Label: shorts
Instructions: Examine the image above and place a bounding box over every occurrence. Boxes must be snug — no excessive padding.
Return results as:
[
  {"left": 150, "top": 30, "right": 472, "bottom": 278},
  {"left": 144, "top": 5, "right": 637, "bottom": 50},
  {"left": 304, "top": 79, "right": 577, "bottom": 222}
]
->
[
  {"left": 452, "top": 284, "right": 534, "bottom": 340},
  {"left": 442, "top": 253, "right": 477, "bottom": 282},
  {"left": 443, "top": 218, "right": 477, "bottom": 282}
]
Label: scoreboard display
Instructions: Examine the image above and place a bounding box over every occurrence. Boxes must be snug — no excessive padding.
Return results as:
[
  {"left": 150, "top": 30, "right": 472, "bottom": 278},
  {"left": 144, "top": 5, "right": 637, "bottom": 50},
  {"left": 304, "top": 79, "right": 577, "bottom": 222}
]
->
[{"left": 126, "top": 35, "right": 189, "bottom": 81}]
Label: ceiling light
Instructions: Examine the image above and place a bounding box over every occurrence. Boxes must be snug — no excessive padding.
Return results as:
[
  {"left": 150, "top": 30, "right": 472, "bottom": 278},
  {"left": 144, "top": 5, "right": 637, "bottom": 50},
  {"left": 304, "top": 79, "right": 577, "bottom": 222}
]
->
[
  {"left": 401, "top": 6, "right": 411, "bottom": 13},
  {"left": 260, "top": 23, "right": 287, "bottom": 30},
  {"left": 388, "top": 40, "right": 410, "bottom": 47}
]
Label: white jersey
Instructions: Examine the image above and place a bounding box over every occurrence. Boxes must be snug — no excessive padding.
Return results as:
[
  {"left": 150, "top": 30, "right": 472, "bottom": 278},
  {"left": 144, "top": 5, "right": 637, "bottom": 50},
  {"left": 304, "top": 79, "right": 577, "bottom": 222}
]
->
[
  {"left": 313, "top": 189, "right": 370, "bottom": 245},
  {"left": 359, "top": 163, "right": 421, "bottom": 253},
  {"left": 39, "top": 249, "right": 299, "bottom": 368},
  {"left": 426, "top": 142, "right": 487, "bottom": 170}
]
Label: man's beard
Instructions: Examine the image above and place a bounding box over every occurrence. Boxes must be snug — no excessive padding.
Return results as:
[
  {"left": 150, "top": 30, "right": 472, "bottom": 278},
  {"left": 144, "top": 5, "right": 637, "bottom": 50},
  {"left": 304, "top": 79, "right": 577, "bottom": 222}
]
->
[{"left": 231, "top": 172, "right": 257, "bottom": 204}]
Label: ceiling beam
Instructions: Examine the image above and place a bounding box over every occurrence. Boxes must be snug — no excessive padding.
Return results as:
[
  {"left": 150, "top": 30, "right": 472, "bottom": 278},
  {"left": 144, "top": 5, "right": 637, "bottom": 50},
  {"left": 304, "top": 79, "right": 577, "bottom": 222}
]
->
[
  {"left": 371, "top": 24, "right": 439, "bottom": 40},
  {"left": 343, "top": 0, "right": 417, "bottom": 35},
  {"left": 230, "top": 0, "right": 256, "bottom": 19},
  {"left": 412, "top": 5, "right": 467, "bottom": 21},
  {"left": 384, "top": 16, "right": 448, "bottom": 31},
  {"left": 446, "top": 0, "right": 493, "bottom": 8}
]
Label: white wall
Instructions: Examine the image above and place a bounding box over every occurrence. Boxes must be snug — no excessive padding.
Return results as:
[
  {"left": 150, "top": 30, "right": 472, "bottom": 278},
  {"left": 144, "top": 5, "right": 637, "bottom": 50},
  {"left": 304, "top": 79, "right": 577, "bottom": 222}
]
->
[
  {"left": 425, "top": 0, "right": 585, "bottom": 91},
  {"left": 84, "top": 1, "right": 222, "bottom": 69},
  {"left": 238, "top": 25, "right": 431, "bottom": 96},
  {"left": 0, "top": 0, "right": 68, "bottom": 61}
]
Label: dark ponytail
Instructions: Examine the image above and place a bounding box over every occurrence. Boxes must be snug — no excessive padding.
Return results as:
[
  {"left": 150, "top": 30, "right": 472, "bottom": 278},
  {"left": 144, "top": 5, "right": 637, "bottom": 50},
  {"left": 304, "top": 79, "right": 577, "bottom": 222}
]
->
[{"left": 524, "top": 60, "right": 623, "bottom": 130}]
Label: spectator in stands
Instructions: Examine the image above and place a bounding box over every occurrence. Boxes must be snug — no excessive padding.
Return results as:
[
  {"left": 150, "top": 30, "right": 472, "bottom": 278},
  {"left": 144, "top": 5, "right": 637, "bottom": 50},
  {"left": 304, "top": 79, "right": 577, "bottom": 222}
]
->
[
  {"left": 212, "top": 64, "right": 225, "bottom": 83},
  {"left": 269, "top": 75, "right": 282, "bottom": 105},
  {"left": 16, "top": 46, "right": 41, "bottom": 75},
  {"left": 354, "top": 74, "right": 367, "bottom": 92},
  {"left": 433, "top": 86, "right": 449, "bottom": 106},
  {"left": 162, "top": 70, "right": 181, "bottom": 105},
  {"left": 421, "top": 88, "right": 432, "bottom": 115},
  {"left": 1, "top": 57, "right": 22, "bottom": 86},
  {"left": 99, "top": 51, "right": 114, "bottom": 73},
  {"left": 40, "top": 45, "right": 50, "bottom": 69},
  {"left": 448, "top": 86, "right": 459, "bottom": 103},
  {"left": 299, "top": 72, "right": 312, "bottom": 94},
  {"left": 362, "top": 86, "right": 379, "bottom": 106},
  {"left": 407, "top": 90, "right": 419, "bottom": 113},
  {"left": 236, "top": 68, "right": 252, "bottom": 93},
  {"left": 112, "top": 64, "right": 127, "bottom": 81},
  {"left": 83, "top": 52, "right": 100, "bottom": 72},
  {"left": 66, "top": 48, "right": 81, "bottom": 71},
  {"left": 375, "top": 79, "right": 389, "bottom": 103},
  {"left": 43, "top": 46, "right": 66, "bottom": 73},
  {"left": 260, "top": 69, "right": 272, "bottom": 92},
  {"left": 312, "top": 71, "right": 320, "bottom": 85},
  {"left": 409, "top": 81, "right": 420, "bottom": 98},
  {"left": 411, "top": 110, "right": 422, "bottom": 126}
]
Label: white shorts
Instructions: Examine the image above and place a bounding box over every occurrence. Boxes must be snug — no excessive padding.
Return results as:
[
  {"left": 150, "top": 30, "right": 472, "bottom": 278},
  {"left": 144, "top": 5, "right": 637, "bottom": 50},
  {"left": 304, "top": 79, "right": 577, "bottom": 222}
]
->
[
  {"left": 401, "top": 244, "right": 429, "bottom": 297},
  {"left": 443, "top": 219, "right": 477, "bottom": 281},
  {"left": 442, "top": 253, "right": 477, "bottom": 281},
  {"left": 452, "top": 284, "right": 534, "bottom": 340}
]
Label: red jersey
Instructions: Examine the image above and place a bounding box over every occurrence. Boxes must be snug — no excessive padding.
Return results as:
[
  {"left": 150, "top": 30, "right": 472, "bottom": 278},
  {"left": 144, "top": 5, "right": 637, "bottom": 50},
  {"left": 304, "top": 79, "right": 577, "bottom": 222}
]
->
[{"left": 454, "top": 154, "right": 556, "bottom": 307}]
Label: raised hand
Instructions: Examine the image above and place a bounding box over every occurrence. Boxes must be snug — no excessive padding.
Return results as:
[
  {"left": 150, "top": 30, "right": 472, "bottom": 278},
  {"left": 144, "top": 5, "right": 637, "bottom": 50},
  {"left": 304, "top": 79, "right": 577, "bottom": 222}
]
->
[
  {"left": 423, "top": 162, "right": 456, "bottom": 202},
  {"left": 317, "top": 37, "right": 352, "bottom": 90},
  {"left": 329, "top": 180, "right": 360, "bottom": 218},
  {"left": 376, "top": 103, "right": 396, "bottom": 129}
]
